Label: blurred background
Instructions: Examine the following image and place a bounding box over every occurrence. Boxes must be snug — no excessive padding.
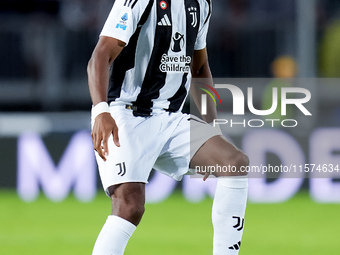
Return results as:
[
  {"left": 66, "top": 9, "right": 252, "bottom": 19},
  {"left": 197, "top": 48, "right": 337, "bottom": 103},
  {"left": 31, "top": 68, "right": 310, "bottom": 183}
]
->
[
  {"left": 1, "top": 0, "right": 340, "bottom": 254},
  {"left": 0, "top": 0, "right": 340, "bottom": 112}
]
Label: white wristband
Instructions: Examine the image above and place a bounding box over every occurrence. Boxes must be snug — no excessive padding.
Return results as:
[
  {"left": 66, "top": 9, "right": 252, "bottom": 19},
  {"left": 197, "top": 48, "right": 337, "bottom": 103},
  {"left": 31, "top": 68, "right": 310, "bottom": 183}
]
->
[{"left": 92, "top": 102, "right": 110, "bottom": 119}]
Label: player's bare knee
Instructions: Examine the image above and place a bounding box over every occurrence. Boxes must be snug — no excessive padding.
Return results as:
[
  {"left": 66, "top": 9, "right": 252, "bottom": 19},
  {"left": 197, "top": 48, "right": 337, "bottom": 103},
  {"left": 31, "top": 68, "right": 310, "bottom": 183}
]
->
[
  {"left": 214, "top": 149, "right": 249, "bottom": 177},
  {"left": 123, "top": 201, "right": 145, "bottom": 225},
  {"left": 111, "top": 197, "right": 145, "bottom": 226},
  {"left": 227, "top": 150, "right": 248, "bottom": 176},
  {"left": 236, "top": 151, "right": 249, "bottom": 176},
  {"left": 109, "top": 183, "right": 145, "bottom": 226}
]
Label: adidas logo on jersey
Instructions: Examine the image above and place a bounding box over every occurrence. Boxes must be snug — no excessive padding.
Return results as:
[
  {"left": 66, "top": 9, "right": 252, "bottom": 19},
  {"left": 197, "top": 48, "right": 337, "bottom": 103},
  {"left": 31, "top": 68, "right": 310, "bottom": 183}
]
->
[{"left": 158, "top": 14, "right": 171, "bottom": 26}]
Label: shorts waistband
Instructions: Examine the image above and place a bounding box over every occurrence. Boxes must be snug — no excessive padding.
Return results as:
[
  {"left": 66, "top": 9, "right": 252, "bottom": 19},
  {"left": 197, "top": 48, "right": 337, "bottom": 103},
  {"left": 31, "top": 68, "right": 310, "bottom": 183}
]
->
[
  {"left": 125, "top": 104, "right": 152, "bottom": 117},
  {"left": 109, "top": 102, "right": 174, "bottom": 117}
]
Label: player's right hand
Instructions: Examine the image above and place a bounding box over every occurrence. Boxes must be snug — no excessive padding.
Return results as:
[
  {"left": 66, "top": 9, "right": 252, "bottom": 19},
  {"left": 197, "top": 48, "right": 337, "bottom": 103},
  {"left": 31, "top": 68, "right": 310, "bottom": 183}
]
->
[{"left": 91, "top": 112, "right": 120, "bottom": 161}]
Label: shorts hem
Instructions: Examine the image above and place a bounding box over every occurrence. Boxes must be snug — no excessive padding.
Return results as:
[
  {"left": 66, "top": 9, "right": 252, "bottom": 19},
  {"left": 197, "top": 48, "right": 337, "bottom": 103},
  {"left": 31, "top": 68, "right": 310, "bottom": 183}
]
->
[{"left": 103, "top": 180, "right": 149, "bottom": 197}]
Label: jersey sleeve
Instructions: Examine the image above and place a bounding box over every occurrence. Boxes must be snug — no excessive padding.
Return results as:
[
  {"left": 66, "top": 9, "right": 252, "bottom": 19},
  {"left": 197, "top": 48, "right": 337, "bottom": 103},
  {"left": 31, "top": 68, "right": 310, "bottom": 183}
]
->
[
  {"left": 194, "top": 1, "right": 212, "bottom": 50},
  {"left": 100, "top": 0, "right": 147, "bottom": 45}
]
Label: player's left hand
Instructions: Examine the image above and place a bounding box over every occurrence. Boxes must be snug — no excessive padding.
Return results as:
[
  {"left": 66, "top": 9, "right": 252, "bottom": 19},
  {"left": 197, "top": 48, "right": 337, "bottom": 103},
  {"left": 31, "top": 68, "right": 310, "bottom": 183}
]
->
[
  {"left": 91, "top": 112, "right": 120, "bottom": 161},
  {"left": 203, "top": 172, "right": 210, "bottom": 181}
]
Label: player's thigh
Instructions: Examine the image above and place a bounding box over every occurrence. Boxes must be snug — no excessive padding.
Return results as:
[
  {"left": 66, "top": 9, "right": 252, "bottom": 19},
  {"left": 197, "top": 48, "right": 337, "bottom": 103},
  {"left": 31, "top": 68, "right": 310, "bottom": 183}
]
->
[
  {"left": 95, "top": 108, "right": 165, "bottom": 192},
  {"left": 190, "top": 135, "right": 249, "bottom": 177}
]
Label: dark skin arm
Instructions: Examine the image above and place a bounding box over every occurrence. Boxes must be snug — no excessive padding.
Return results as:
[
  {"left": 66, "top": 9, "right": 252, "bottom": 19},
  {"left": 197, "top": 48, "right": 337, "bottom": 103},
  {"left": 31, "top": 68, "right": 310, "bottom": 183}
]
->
[
  {"left": 190, "top": 48, "right": 219, "bottom": 180},
  {"left": 190, "top": 47, "right": 217, "bottom": 123},
  {"left": 87, "top": 36, "right": 125, "bottom": 161},
  {"left": 89, "top": 42, "right": 215, "bottom": 161}
]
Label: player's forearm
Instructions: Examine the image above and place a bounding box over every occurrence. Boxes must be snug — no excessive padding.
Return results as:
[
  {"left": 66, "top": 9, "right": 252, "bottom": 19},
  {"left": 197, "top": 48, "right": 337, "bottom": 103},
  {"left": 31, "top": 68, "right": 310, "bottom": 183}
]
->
[
  {"left": 191, "top": 85, "right": 217, "bottom": 123},
  {"left": 191, "top": 63, "right": 217, "bottom": 123},
  {"left": 87, "top": 37, "right": 125, "bottom": 106},
  {"left": 87, "top": 53, "right": 111, "bottom": 106}
]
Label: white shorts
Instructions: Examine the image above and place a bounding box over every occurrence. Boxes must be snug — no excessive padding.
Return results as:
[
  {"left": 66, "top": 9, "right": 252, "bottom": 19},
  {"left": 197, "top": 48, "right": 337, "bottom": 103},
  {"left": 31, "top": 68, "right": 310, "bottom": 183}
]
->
[{"left": 91, "top": 105, "right": 221, "bottom": 194}]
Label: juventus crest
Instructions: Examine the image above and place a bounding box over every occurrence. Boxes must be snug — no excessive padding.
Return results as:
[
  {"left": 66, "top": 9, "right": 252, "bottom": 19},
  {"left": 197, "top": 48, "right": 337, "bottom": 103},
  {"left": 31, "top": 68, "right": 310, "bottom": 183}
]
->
[{"left": 188, "top": 7, "right": 197, "bottom": 27}]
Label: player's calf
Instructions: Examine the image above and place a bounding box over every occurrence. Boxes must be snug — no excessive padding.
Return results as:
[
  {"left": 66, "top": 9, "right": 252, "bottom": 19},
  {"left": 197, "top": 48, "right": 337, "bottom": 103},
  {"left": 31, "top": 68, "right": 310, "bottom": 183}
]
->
[
  {"left": 191, "top": 135, "right": 249, "bottom": 254},
  {"left": 92, "top": 183, "right": 145, "bottom": 255}
]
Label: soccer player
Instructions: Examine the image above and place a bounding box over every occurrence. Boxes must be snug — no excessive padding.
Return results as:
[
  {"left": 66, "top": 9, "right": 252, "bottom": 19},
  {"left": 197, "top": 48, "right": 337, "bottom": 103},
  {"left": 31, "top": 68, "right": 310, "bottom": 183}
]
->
[{"left": 87, "top": 0, "right": 249, "bottom": 254}]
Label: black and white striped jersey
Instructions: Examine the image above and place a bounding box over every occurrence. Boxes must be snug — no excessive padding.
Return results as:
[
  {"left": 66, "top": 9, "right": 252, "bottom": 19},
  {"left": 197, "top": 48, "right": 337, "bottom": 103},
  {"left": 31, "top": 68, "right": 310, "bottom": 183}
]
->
[{"left": 100, "top": 0, "right": 212, "bottom": 116}]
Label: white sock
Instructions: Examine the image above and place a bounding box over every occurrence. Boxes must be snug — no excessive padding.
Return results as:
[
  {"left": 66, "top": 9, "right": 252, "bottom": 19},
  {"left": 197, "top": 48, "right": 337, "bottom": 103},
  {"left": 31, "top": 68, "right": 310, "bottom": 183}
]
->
[
  {"left": 92, "top": 215, "right": 136, "bottom": 255},
  {"left": 212, "top": 177, "right": 248, "bottom": 255}
]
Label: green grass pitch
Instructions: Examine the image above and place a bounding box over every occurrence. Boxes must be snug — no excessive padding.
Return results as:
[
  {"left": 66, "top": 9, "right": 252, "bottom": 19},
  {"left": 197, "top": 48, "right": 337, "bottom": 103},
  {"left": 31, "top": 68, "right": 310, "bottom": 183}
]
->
[{"left": 1, "top": 190, "right": 340, "bottom": 254}]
